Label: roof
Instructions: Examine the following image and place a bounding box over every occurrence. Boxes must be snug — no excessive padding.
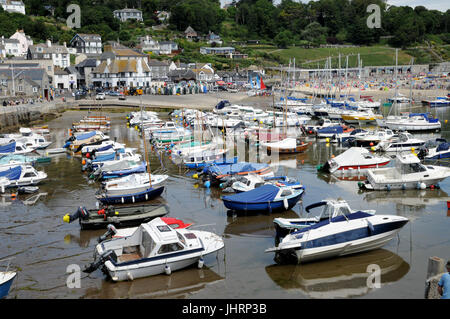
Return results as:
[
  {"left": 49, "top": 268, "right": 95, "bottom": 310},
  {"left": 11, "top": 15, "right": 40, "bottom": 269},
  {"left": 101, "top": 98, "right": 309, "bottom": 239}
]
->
[
  {"left": 184, "top": 26, "right": 197, "bottom": 34},
  {"left": 76, "top": 58, "right": 98, "bottom": 68},
  {"left": 54, "top": 68, "right": 69, "bottom": 75},
  {"left": 148, "top": 59, "right": 169, "bottom": 66},
  {"left": 29, "top": 43, "right": 68, "bottom": 54},
  {"left": 192, "top": 68, "right": 213, "bottom": 74},
  {"left": 114, "top": 8, "right": 142, "bottom": 13},
  {"left": 396, "top": 153, "right": 421, "bottom": 164},
  {"left": 93, "top": 59, "right": 150, "bottom": 74}
]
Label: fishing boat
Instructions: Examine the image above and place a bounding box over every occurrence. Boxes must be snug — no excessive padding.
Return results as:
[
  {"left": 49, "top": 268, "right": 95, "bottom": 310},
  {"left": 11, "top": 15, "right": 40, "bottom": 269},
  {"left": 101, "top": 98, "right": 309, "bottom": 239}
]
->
[
  {"left": 101, "top": 173, "right": 169, "bottom": 196},
  {"left": 317, "top": 147, "right": 391, "bottom": 174},
  {"left": 0, "top": 165, "right": 47, "bottom": 187},
  {"left": 358, "top": 153, "right": 450, "bottom": 191},
  {"left": 261, "top": 138, "right": 309, "bottom": 154},
  {"left": 375, "top": 132, "right": 425, "bottom": 152},
  {"left": 83, "top": 217, "right": 224, "bottom": 281},
  {"left": 63, "top": 204, "right": 169, "bottom": 230},
  {"left": 265, "top": 204, "right": 408, "bottom": 264},
  {"left": 272, "top": 199, "right": 376, "bottom": 238},
  {"left": 230, "top": 174, "right": 303, "bottom": 193},
  {"left": 96, "top": 185, "right": 165, "bottom": 205},
  {"left": 222, "top": 184, "right": 305, "bottom": 212}
]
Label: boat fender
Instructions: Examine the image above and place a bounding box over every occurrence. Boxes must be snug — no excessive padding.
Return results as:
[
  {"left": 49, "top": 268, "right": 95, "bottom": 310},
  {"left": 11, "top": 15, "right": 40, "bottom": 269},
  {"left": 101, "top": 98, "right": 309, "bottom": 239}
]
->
[
  {"left": 402, "top": 184, "right": 406, "bottom": 190},
  {"left": 98, "top": 224, "right": 118, "bottom": 243},
  {"left": 121, "top": 197, "right": 125, "bottom": 204},
  {"left": 198, "top": 258, "right": 204, "bottom": 269},
  {"left": 367, "top": 220, "right": 374, "bottom": 234},
  {"left": 132, "top": 196, "right": 135, "bottom": 203},
  {"left": 283, "top": 198, "right": 289, "bottom": 210},
  {"left": 204, "top": 180, "right": 211, "bottom": 188},
  {"left": 385, "top": 184, "right": 391, "bottom": 191},
  {"left": 127, "top": 272, "right": 134, "bottom": 281},
  {"left": 165, "top": 265, "right": 171, "bottom": 275},
  {"left": 419, "top": 182, "right": 426, "bottom": 190}
]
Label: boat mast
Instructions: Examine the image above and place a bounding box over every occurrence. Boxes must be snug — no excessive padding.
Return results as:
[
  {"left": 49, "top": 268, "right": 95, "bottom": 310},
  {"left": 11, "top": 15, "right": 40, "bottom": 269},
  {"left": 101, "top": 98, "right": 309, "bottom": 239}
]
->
[{"left": 140, "top": 96, "right": 152, "bottom": 188}]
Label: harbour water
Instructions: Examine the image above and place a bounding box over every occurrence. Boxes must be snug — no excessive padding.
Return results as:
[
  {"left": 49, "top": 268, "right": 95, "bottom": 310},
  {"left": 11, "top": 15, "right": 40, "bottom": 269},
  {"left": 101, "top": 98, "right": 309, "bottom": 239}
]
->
[{"left": 1, "top": 107, "right": 449, "bottom": 299}]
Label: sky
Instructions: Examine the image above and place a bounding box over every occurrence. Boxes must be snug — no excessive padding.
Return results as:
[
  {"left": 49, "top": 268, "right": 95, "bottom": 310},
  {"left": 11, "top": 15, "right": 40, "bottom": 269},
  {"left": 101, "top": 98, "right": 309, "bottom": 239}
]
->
[{"left": 221, "top": 0, "right": 450, "bottom": 12}]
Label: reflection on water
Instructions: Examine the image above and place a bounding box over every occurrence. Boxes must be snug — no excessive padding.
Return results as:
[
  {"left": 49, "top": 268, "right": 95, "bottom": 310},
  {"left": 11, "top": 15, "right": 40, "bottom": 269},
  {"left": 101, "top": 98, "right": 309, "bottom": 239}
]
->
[
  {"left": 265, "top": 249, "right": 410, "bottom": 299},
  {"left": 224, "top": 209, "right": 301, "bottom": 238},
  {"left": 83, "top": 266, "right": 225, "bottom": 299}
]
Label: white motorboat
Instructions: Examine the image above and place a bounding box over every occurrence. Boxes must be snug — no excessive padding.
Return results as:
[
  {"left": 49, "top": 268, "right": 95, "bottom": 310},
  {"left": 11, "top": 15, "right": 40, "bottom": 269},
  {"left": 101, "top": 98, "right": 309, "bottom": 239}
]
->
[
  {"left": 231, "top": 174, "right": 303, "bottom": 193},
  {"left": 272, "top": 199, "right": 376, "bottom": 238},
  {"left": 265, "top": 202, "right": 408, "bottom": 264},
  {"left": 101, "top": 173, "right": 169, "bottom": 196},
  {"left": 0, "top": 141, "right": 34, "bottom": 155},
  {"left": 355, "top": 129, "right": 395, "bottom": 147},
  {"left": 381, "top": 113, "right": 441, "bottom": 132},
  {"left": 375, "top": 132, "right": 425, "bottom": 152},
  {"left": 318, "top": 147, "right": 391, "bottom": 174},
  {"left": 84, "top": 217, "right": 224, "bottom": 281},
  {"left": 358, "top": 153, "right": 450, "bottom": 190},
  {"left": 0, "top": 165, "right": 47, "bottom": 187}
]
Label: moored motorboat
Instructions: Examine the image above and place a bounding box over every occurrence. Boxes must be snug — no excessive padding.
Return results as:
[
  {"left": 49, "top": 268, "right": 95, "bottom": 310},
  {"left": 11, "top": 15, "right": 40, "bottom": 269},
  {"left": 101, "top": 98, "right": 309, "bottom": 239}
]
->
[
  {"left": 0, "top": 270, "right": 16, "bottom": 299},
  {"left": 261, "top": 137, "right": 309, "bottom": 154},
  {"left": 222, "top": 184, "right": 305, "bottom": 212},
  {"left": 317, "top": 147, "right": 391, "bottom": 174},
  {"left": 0, "top": 165, "right": 47, "bottom": 187},
  {"left": 265, "top": 205, "right": 408, "bottom": 264},
  {"left": 358, "top": 153, "right": 450, "bottom": 190},
  {"left": 375, "top": 132, "right": 425, "bottom": 152},
  {"left": 63, "top": 204, "right": 169, "bottom": 230},
  {"left": 273, "top": 199, "right": 376, "bottom": 238},
  {"left": 231, "top": 174, "right": 303, "bottom": 193},
  {"left": 96, "top": 185, "right": 165, "bottom": 205},
  {"left": 101, "top": 173, "right": 169, "bottom": 196},
  {"left": 83, "top": 217, "right": 224, "bottom": 281}
]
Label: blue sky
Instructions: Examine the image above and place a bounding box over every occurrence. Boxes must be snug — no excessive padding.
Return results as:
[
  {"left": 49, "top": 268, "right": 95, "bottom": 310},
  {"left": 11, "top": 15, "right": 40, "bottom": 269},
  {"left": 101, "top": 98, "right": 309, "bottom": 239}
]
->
[{"left": 221, "top": 0, "right": 450, "bottom": 12}]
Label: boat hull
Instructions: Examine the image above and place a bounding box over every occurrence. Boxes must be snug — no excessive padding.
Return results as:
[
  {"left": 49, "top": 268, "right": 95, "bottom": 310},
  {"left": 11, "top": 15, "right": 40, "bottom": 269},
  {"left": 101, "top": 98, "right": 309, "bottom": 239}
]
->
[
  {"left": 223, "top": 191, "right": 304, "bottom": 212},
  {"left": 97, "top": 186, "right": 164, "bottom": 205},
  {"left": 0, "top": 272, "right": 16, "bottom": 299}
]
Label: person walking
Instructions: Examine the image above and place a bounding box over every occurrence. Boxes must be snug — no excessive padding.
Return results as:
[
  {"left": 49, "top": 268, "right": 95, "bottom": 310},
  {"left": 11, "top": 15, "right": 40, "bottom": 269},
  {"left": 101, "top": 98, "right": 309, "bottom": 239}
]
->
[{"left": 438, "top": 260, "right": 450, "bottom": 299}]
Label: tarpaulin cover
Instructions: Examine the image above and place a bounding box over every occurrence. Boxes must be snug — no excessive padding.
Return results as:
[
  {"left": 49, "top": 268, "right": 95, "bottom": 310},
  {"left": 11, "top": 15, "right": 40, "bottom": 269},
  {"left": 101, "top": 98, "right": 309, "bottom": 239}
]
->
[
  {"left": 222, "top": 184, "right": 279, "bottom": 203},
  {"left": 0, "top": 142, "right": 16, "bottom": 154},
  {"left": 317, "top": 126, "right": 344, "bottom": 134},
  {"left": 102, "top": 163, "right": 146, "bottom": 176},
  {"left": 437, "top": 143, "right": 450, "bottom": 152},
  {"left": 204, "top": 162, "right": 268, "bottom": 175},
  {"left": 0, "top": 166, "right": 22, "bottom": 180},
  {"left": 96, "top": 144, "right": 113, "bottom": 152},
  {"left": 93, "top": 153, "right": 116, "bottom": 163},
  {"left": 75, "top": 131, "right": 96, "bottom": 141}
]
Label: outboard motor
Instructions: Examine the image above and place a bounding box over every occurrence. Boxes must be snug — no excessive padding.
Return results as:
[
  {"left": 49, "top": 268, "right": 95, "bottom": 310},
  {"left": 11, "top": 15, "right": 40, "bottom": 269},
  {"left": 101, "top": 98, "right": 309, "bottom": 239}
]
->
[
  {"left": 98, "top": 224, "right": 118, "bottom": 243},
  {"left": 63, "top": 206, "right": 90, "bottom": 223},
  {"left": 83, "top": 249, "right": 117, "bottom": 273}
]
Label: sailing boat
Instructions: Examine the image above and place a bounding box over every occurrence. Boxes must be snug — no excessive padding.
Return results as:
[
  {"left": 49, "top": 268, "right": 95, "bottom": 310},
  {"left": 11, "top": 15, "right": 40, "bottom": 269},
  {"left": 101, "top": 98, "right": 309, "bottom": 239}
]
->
[{"left": 96, "top": 100, "right": 165, "bottom": 205}]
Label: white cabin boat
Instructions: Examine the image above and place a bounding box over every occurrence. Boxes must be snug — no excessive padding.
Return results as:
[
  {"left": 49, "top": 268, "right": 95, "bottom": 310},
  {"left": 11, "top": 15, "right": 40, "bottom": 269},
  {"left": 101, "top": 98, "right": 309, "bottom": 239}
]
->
[
  {"left": 375, "top": 132, "right": 425, "bottom": 152},
  {"left": 85, "top": 217, "right": 224, "bottom": 281},
  {"left": 102, "top": 174, "right": 169, "bottom": 196},
  {"left": 358, "top": 153, "right": 450, "bottom": 190}
]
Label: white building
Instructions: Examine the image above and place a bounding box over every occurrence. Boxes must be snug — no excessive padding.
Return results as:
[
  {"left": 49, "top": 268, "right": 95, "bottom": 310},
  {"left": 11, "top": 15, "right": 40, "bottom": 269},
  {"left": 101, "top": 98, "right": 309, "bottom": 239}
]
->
[
  {"left": 92, "top": 58, "right": 152, "bottom": 88},
  {"left": 9, "top": 30, "right": 33, "bottom": 56},
  {"left": 54, "top": 67, "right": 77, "bottom": 90},
  {"left": 138, "top": 35, "right": 160, "bottom": 53},
  {"left": 0, "top": 0, "right": 25, "bottom": 14},
  {"left": 113, "top": 8, "right": 143, "bottom": 22},
  {"left": 27, "top": 40, "right": 70, "bottom": 68},
  {"left": 0, "top": 36, "right": 20, "bottom": 57}
]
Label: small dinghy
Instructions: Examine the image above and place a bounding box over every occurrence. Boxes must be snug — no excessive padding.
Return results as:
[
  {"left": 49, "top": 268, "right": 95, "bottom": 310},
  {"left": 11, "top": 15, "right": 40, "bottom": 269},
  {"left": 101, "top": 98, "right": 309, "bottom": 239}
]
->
[
  {"left": 46, "top": 148, "right": 67, "bottom": 155},
  {"left": 265, "top": 204, "right": 408, "bottom": 264},
  {"left": 83, "top": 217, "right": 224, "bottom": 281},
  {"left": 317, "top": 147, "right": 391, "bottom": 174},
  {"left": 96, "top": 185, "right": 165, "bottom": 205},
  {"left": 358, "top": 153, "right": 450, "bottom": 191},
  {"left": 17, "top": 186, "right": 39, "bottom": 195},
  {"left": 261, "top": 138, "right": 309, "bottom": 154},
  {"left": 222, "top": 184, "right": 305, "bottom": 213},
  {"left": 273, "top": 199, "right": 376, "bottom": 238},
  {"left": 63, "top": 204, "right": 169, "bottom": 230}
]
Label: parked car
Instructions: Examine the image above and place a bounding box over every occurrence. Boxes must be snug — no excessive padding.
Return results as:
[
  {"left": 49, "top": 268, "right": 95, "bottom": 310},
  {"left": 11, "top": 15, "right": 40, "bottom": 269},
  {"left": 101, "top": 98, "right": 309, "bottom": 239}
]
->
[
  {"left": 108, "top": 91, "right": 120, "bottom": 96},
  {"left": 118, "top": 93, "right": 126, "bottom": 100},
  {"left": 96, "top": 93, "right": 106, "bottom": 100}
]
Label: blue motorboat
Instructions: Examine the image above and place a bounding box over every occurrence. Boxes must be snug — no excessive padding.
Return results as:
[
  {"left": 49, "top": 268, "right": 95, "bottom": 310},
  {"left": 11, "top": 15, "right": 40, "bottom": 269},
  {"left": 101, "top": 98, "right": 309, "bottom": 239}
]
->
[
  {"left": 96, "top": 186, "right": 165, "bottom": 205},
  {"left": 100, "top": 162, "right": 147, "bottom": 180},
  {"left": 222, "top": 184, "right": 304, "bottom": 212},
  {"left": 201, "top": 162, "right": 273, "bottom": 186},
  {"left": 185, "top": 156, "right": 237, "bottom": 170}
]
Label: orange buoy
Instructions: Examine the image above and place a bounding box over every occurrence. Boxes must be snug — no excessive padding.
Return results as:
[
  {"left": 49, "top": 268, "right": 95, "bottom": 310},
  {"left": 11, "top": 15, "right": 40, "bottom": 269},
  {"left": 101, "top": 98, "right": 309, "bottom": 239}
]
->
[{"left": 11, "top": 193, "right": 17, "bottom": 200}]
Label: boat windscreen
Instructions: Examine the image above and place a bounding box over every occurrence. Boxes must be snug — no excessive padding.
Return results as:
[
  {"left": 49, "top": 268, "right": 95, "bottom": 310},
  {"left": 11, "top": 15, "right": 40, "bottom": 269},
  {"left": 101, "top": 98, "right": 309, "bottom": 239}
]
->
[{"left": 305, "top": 201, "right": 327, "bottom": 213}]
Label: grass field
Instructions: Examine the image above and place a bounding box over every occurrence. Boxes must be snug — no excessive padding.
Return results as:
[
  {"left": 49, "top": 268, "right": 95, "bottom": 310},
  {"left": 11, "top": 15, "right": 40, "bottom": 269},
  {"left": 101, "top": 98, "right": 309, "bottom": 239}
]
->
[{"left": 251, "top": 45, "right": 418, "bottom": 67}]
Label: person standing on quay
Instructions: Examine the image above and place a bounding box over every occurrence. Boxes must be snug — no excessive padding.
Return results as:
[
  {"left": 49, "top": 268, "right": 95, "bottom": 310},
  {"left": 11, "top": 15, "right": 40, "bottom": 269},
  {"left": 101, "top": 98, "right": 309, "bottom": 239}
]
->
[{"left": 438, "top": 261, "right": 450, "bottom": 299}]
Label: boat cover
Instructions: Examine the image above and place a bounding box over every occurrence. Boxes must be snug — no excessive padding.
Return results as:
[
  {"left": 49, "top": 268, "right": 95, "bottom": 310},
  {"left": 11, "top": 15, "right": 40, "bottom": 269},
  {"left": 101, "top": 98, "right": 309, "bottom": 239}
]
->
[
  {"left": 437, "top": 143, "right": 450, "bottom": 152},
  {"left": 0, "top": 154, "right": 34, "bottom": 165},
  {"left": 75, "top": 131, "right": 97, "bottom": 141},
  {"left": 0, "top": 142, "right": 16, "bottom": 154},
  {"left": 204, "top": 162, "right": 269, "bottom": 176},
  {"left": 102, "top": 163, "right": 146, "bottom": 176},
  {"left": 317, "top": 126, "right": 344, "bottom": 134},
  {"left": 409, "top": 113, "right": 439, "bottom": 123},
  {"left": 93, "top": 153, "right": 116, "bottom": 163},
  {"left": 0, "top": 166, "right": 22, "bottom": 180},
  {"left": 222, "top": 184, "right": 279, "bottom": 203},
  {"left": 96, "top": 144, "right": 113, "bottom": 153}
]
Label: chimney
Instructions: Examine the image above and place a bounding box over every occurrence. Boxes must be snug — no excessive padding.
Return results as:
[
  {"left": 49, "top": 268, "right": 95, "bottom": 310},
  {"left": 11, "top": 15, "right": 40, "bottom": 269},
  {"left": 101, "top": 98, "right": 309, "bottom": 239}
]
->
[
  {"left": 63, "top": 42, "right": 67, "bottom": 47},
  {"left": 46, "top": 39, "right": 52, "bottom": 47}
]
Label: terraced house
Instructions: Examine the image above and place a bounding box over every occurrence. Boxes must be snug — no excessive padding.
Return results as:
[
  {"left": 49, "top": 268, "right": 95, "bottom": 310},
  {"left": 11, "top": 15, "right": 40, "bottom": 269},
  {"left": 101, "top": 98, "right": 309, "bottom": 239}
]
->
[
  {"left": 70, "top": 34, "right": 102, "bottom": 55},
  {"left": 27, "top": 40, "right": 70, "bottom": 68}
]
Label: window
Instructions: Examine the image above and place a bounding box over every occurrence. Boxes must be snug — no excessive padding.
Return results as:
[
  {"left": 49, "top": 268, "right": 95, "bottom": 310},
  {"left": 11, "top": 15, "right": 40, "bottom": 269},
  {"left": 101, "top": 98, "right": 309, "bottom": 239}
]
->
[
  {"left": 23, "top": 172, "right": 37, "bottom": 178},
  {"left": 177, "top": 232, "right": 186, "bottom": 246},
  {"left": 157, "top": 243, "right": 184, "bottom": 254}
]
